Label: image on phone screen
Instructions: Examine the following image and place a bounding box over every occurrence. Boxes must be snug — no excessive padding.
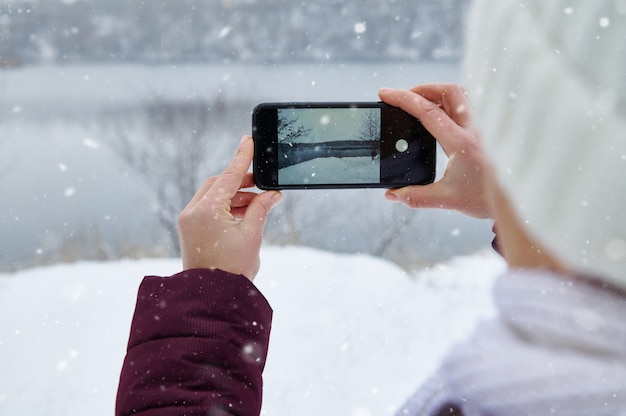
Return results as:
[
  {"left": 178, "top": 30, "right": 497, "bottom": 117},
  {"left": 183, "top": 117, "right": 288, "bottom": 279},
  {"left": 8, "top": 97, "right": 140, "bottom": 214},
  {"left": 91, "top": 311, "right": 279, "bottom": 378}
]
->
[{"left": 277, "top": 107, "right": 381, "bottom": 185}]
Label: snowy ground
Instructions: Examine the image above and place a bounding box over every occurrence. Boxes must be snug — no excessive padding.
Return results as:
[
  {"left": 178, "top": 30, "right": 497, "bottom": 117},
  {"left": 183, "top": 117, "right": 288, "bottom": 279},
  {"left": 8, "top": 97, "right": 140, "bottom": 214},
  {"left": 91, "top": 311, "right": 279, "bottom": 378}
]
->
[
  {"left": 0, "top": 246, "right": 505, "bottom": 416},
  {"left": 279, "top": 156, "right": 379, "bottom": 185}
]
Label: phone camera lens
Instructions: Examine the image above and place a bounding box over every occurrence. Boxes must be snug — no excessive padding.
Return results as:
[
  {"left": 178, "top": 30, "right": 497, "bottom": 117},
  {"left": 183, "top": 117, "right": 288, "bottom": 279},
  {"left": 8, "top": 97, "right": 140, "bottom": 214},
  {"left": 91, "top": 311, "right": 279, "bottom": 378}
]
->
[{"left": 395, "top": 139, "right": 409, "bottom": 152}]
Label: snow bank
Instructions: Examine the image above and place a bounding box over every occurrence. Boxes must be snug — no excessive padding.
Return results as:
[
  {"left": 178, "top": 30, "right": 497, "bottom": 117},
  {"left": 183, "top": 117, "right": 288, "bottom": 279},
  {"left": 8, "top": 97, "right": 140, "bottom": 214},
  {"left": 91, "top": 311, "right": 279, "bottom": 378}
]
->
[{"left": 0, "top": 246, "right": 504, "bottom": 415}]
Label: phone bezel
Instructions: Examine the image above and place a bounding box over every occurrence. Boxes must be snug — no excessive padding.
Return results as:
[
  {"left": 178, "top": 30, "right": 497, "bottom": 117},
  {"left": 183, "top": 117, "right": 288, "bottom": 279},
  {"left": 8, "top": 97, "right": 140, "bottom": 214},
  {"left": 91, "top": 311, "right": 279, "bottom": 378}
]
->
[{"left": 252, "top": 102, "right": 436, "bottom": 190}]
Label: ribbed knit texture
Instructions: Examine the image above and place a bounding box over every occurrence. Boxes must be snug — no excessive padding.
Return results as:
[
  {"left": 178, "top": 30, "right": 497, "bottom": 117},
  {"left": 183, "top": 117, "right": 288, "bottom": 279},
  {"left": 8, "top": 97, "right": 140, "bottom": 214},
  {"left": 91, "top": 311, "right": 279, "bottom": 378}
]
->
[
  {"left": 395, "top": 270, "right": 626, "bottom": 416},
  {"left": 464, "top": 0, "right": 626, "bottom": 290},
  {"left": 116, "top": 269, "right": 272, "bottom": 416}
]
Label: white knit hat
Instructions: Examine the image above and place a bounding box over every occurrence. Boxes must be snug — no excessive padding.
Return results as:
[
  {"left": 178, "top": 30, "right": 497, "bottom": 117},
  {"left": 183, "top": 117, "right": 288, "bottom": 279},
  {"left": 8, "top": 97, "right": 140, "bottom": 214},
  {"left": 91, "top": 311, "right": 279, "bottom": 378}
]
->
[{"left": 464, "top": 0, "right": 626, "bottom": 290}]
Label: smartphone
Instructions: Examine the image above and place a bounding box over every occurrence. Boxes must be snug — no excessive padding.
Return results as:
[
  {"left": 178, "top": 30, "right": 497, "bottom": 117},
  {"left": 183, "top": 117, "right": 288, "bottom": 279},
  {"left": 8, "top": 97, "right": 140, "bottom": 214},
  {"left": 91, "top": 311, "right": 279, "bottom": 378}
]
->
[{"left": 252, "top": 102, "right": 436, "bottom": 189}]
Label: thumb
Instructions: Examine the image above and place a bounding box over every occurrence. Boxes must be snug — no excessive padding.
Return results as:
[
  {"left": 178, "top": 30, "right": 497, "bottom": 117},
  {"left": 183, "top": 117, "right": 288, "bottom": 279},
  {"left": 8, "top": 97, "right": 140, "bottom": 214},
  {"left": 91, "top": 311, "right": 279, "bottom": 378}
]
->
[
  {"left": 242, "top": 191, "right": 283, "bottom": 231},
  {"left": 385, "top": 183, "right": 449, "bottom": 210}
]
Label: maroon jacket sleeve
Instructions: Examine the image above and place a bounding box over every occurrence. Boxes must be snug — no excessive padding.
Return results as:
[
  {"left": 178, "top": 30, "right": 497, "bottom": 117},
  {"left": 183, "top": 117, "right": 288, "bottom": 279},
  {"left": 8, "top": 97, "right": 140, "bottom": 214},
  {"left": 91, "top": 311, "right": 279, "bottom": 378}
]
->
[{"left": 115, "top": 269, "right": 273, "bottom": 416}]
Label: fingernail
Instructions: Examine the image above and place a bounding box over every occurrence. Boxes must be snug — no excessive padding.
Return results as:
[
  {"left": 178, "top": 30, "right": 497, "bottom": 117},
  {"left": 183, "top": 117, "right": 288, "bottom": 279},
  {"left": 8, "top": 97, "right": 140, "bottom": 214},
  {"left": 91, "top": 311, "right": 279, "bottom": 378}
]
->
[
  {"left": 385, "top": 192, "right": 398, "bottom": 202},
  {"left": 240, "top": 135, "right": 250, "bottom": 145},
  {"left": 379, "top": 87, "right": 394, "bottom": 93},
  {"left": 271, "top": 191, "right": 283, "bottom": 207}
]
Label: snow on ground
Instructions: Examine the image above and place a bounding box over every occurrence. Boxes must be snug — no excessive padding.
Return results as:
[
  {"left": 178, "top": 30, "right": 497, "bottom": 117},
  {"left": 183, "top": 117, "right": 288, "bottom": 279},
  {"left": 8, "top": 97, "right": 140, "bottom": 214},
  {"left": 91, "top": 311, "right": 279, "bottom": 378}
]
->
[
  {"left": 0, "top": 246, "right": 505, "bottom": 416},
  {"left": 279, "top": 156, "right": 379, "bottom": 185}
]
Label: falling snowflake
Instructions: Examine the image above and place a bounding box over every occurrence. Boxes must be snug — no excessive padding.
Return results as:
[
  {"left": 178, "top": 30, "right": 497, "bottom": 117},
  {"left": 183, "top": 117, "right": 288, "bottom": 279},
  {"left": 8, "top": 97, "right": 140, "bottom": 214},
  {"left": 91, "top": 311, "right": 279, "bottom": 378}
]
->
[
  {"left": 354, "top": 22, "right": 366, "bottom": 35},
  {"left": 599, "top": 17, "right": 610, "bottom": 28},
  {"left": 219, "top": 26, "right": 232, "bottom": 38},
  {"left": 82, "top": 138, "right": 100, "bottom": 149}
]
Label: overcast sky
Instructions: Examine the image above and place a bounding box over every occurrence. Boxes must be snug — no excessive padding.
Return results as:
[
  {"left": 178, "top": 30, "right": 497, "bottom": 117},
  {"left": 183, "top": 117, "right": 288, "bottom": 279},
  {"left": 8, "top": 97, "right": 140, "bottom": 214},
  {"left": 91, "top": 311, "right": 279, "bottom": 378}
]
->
[{"left": 284, "top": 107, "right": 379, "bottom": 143}]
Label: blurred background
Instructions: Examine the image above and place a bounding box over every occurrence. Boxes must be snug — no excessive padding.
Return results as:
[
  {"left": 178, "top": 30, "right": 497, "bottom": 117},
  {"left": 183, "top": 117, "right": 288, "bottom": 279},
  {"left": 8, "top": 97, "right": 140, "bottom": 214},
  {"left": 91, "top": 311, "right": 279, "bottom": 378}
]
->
[{"left": 0, "top": 0, "right": 493, "bottom": 272}]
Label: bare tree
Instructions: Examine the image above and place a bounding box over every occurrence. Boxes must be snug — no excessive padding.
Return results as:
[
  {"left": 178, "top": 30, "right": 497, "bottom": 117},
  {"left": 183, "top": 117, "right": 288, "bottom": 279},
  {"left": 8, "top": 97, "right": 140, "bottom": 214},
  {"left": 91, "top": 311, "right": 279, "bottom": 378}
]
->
[
  {"left": 278, "top": 111, "right": 311, "bottom": 144},
  {"left": 106, "top": 97, "right": 238, "bottom": 252},
  {"left": 358, "top": 110, "right": 380, "bottom": 141},
  {"left": 371, "top": 204, "right": 419, "bottom": 258}
]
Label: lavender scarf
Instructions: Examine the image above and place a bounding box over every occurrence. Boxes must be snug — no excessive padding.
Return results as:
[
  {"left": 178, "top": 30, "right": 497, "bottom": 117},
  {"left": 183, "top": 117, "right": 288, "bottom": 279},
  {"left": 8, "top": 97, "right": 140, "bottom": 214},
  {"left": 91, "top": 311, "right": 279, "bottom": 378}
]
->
[{"left": 397, "top": 270, "right": 626, "bottom": 416}]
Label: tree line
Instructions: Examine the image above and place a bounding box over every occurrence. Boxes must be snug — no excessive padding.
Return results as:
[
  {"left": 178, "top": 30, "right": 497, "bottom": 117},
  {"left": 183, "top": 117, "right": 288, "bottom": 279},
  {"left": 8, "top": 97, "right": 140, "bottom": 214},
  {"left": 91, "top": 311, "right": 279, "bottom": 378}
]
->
[{"left": 0, "top": 0, "right": 468, "bottom": 66}]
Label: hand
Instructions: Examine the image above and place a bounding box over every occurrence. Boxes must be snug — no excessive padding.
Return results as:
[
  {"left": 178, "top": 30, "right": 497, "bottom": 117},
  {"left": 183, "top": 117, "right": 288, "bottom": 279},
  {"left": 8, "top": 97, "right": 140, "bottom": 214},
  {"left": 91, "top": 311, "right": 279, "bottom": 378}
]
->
[
  {"left": 177, "top": 135, "right": 282, "bottom": 280},
  {"left": 379, "top": 83, "right": 490, "bottom": 219}
]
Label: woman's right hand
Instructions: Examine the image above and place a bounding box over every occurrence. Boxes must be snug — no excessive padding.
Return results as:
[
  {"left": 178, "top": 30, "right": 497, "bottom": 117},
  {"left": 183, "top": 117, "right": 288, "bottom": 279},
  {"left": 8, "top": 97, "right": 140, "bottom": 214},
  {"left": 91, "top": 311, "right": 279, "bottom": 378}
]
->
[
  {"left": 379, "top": 83, "right": 491, "bottom": 219},
  {"left": 177, "top": 135, "right": 282, "bottom": 281}
]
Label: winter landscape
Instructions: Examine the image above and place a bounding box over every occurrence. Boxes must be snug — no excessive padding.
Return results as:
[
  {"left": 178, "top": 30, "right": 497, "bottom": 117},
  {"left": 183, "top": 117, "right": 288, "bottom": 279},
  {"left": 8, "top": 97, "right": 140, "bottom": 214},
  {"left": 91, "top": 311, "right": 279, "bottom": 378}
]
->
[
  {"left": 0, "top": 1, "right": 502, "bottom": 414},
  {"left": 0, "top": 247, "right": 504, "bottom": 416},
  {"left": 0, "top": 62, "right": 493, "bottom": 271},
  {"left": 0, "top": 60, "right": 499, "bottom": 414}
]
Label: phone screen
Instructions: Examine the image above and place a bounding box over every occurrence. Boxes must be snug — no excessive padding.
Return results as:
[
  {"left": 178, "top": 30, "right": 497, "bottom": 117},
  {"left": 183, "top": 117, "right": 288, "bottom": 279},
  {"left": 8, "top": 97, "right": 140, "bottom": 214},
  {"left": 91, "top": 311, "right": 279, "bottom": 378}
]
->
[{"left": 253, "top": 103, "right": 436, "bottom": 189}]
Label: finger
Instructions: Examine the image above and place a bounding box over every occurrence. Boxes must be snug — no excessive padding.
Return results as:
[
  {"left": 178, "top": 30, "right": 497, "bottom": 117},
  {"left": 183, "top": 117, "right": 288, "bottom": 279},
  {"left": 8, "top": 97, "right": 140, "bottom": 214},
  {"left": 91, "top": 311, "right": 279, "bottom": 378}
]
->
[
  {"left": 231, "top": 191, "right": 259, "bottom": 209},
  {"left": 241, "top": 173, "right": 256, "bottom": 189},
  {"left": 385, "top": 183, "right": 451, "bottom": 210},
  {"left": 411, "top": 83, "right": 471, "bottom": 128},
  {"left": 241, "top": 190, "right": 283, "bottom": 231},
  {"left": 187, "top": 172, "right": 254, "bottom": 210},
  {"left": 186, "top": 139, "right": 256, "bottom": 208},
  {"left": 187, "top": 175, "right": 219, "bottom": 207},
  {"left": 211, "top": 135, "right": 254, "bottom": 201},
  {"left": 379, "top": 88, "right": 464, "bottom": 155}
]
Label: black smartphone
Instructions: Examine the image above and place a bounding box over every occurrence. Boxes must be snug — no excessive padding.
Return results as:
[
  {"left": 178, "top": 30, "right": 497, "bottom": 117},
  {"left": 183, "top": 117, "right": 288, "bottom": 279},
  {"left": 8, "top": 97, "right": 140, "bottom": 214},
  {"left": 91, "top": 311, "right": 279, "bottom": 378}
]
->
[{"left": 252, "top": 102, "right": 436, "bottom": 189}]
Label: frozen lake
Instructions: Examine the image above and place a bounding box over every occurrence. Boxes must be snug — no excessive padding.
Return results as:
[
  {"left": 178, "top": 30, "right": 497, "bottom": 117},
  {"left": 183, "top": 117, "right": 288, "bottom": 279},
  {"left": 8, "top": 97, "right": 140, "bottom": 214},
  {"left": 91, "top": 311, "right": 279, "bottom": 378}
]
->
[
  {"left": 0, "top": 62, "right": 461, "bottom": 115},
  {"left": 0, "top": 62, "right": 493, "bottom": 271}
]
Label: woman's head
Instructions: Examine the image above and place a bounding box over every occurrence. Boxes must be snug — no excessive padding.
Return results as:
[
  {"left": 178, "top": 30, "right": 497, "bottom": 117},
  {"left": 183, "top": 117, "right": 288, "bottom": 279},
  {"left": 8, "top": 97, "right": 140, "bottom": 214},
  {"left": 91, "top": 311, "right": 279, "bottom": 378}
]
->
[{"left": 466, "top": 0, "right": 626, "bottom": 289}]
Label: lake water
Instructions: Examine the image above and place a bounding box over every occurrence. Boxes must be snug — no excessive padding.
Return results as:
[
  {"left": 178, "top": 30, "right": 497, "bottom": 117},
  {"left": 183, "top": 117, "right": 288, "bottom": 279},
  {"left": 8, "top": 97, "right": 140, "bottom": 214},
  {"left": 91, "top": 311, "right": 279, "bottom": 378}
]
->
[{"left": 0, "top": 62, "right": 493, "bottom": 272}]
